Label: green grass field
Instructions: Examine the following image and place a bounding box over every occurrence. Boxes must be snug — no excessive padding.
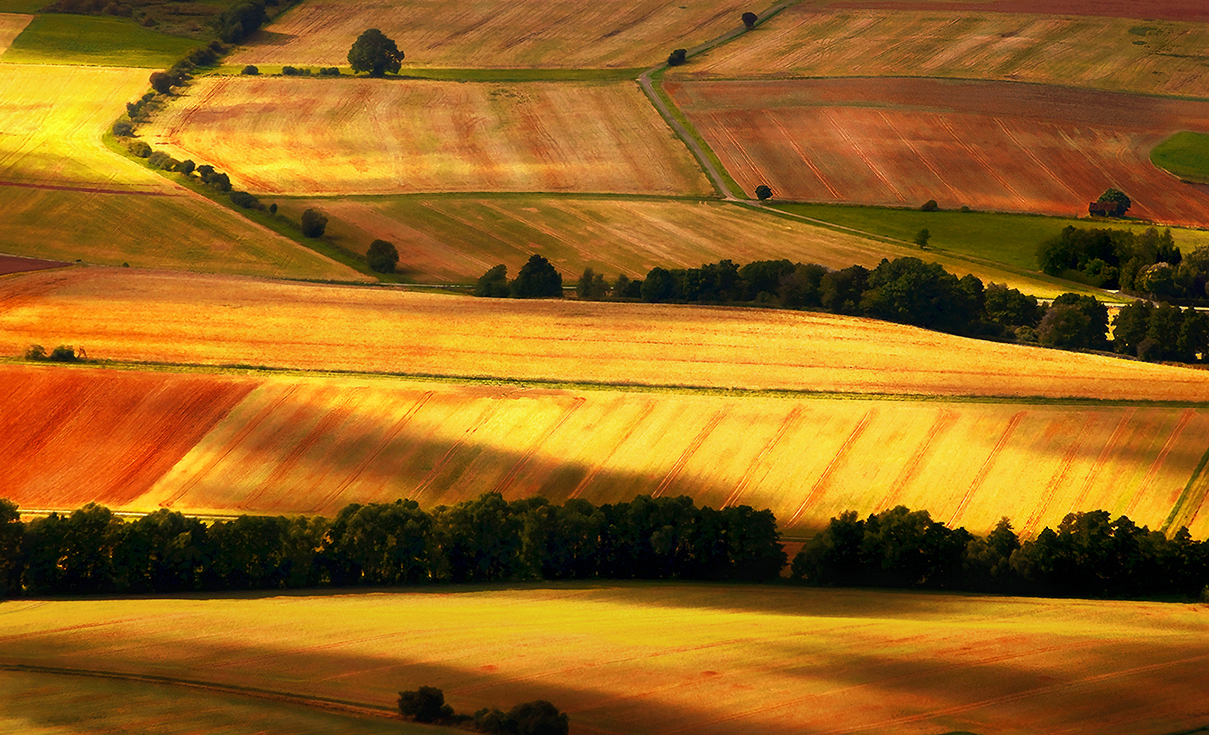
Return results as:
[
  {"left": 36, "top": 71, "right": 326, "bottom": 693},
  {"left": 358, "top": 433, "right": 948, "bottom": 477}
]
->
[
  {"left": 774, "top": 203, "right": 1209, "bottom": 275},
  {"left": 0, "top": 0, "right": 44, "bottom": 12},
  {"left": 1, "top": 14, "right": 198, "bottom": 66},
  {"left": 1151, "top": 132, "right": 1209, "bottom": 184}
]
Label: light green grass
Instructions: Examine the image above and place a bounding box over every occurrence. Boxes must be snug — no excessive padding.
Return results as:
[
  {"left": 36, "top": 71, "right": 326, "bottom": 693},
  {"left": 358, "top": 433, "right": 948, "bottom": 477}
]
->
[
  {"left": 774, "top": 202, "right": 1209, "bottom": 275},
  {"left": 1, "top": 14, "right": 198, "bottom": 66},
  {"left": 0, "top": 0, "right": 43, "bottom": 12},
  {"left": 1151, "top": 131, "right": 1209, "bottom": 184}
]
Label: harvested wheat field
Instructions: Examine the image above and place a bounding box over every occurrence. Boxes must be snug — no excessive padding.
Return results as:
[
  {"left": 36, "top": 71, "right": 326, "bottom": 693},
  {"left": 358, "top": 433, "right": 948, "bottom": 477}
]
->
[
  {"left": 228, "top": 0, "right": 755, "bottom": 69},
  {"left": 2, "top": 585, "right": 1208, "bottom": 735},
  {"left": 831, "top": 0, "right": 1209, "bottom": 23},
  {"left": 0, "top": 65, "right": 165, "bottom": 190},
  {"left": 667, "top": 77, "right": 1209, "bottom": 226},
  {"left": 1, "top": 187, "right": 367, "bottom": 279},
  {"left": 4, "top": 268, "right": 1209, "bottom": 401},
  {"left": 0, "top": 13, "right": 31, "bottom": 54},
  {"left": 293, "top": 196, "right": 1072, "bottom": 295},
  {"left": 140, "top": 78, "right": 710, "bottom": 196},
  {"left": 678, "top": 8, "right": 1209, "bottom": 98}
]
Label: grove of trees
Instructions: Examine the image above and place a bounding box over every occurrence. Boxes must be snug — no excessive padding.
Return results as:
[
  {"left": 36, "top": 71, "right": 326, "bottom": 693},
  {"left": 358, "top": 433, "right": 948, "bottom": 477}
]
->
[
  {"left": 475, "top": 255, "right": 563, "bottom": 298},
  {"left": 1038, "top": 225, "right": 1209, "bottom": 303}
]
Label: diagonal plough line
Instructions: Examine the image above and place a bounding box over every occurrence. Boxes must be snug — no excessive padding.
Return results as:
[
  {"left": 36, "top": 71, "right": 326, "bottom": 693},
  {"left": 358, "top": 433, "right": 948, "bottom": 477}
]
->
[{"left": 636, "top": 0, "right": 802, "bottom": 201}]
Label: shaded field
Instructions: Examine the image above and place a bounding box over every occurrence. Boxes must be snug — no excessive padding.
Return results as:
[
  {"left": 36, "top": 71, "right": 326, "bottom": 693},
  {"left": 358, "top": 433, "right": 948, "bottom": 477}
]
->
[
  {"left": 227, "top": 0, "right": 755, "bottom": 69},
  {"left": 0, "top": 12, "right": 30, "bottom": 54},
  {"left": 667, "top": 77, "right": 1209, "bottom": 227},
  {"left": 2, "top": 586, "right": 1208, "bottom": 735},
  {"left": 0, "top": 185, "right": 366, "bottom": 279},
  {"left": 1151, "top": 131, "right": 1209, "bottom": 184},
  {"left": 0, "top": 14, "right": 199, "bottom": 67},
  {"left": 0, "top": 669, "right": 441, "bottom": 735},
  {"left": 0, "top": 254, "right": 66, "bottom": 276},
  {"left": 830, "top": 0, "right": 1209, "bottom": 23},
  {"left": 675, "top": 8, "right": 1209, "bottom": 98},
  {"left": 142, "top": 77, "right": 709, "bottom": 196},
  {"left": 0, "top": 65, "right": 165, "bottom": 189},
  {"left": 773, "top": 203, "right": 1209, "bottom": 273},
  {"left": 4, "top": 269, "right": 1209, "bottom": 401},
  {"left": 282, "top": 196, "right": 1075, "bottom": 295}
]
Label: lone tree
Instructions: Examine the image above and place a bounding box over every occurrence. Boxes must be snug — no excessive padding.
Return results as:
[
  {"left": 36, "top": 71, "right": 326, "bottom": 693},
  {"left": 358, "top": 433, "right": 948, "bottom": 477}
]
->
[
  {"left": 742, "top": 11, "right": 758, "bottom": 29},
  {"left": 398, "top": 686, "right": 452, "bottom": 724},
  {"left": 1096, "top": 187, "right": 1132, "bottom": 216},
  {"left": 301, "top": 208, "right": 328, "bottom": 238},
  {"left": 367, "top": 239, "right": 399, "bottom": 273},
  {"left": 348, "top": 29, "right": 404, "bottom": 76},
  {"left": 755, "top": 184, "right": 772, "bottom": 201},
  {"left": 915, "top": 228, "right": 930, "bottom": 249},
  {"left": 511, "top": 254, "right": 563, "bottom": 298},
  {"left": 667, "top": 48, "right": 687, "bottom": 66}
]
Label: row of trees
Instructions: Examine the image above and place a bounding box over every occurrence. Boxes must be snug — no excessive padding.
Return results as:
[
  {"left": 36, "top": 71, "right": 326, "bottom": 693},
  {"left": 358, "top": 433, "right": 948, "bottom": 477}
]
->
[
  {"left": 475, "top": 255, "right": 564, "bottom": 298},
  {"left": 0, "top": 494, "right": 787, "bottom": 597},
  {"left": 792, "top": 506, "right": 1209, "bottom": 599},
  {"left": 1039, "top": 225, "right": 1209, "bottom": 303},
  {"left": 399, "top": 686, "right": 568, "bottom": 735}
]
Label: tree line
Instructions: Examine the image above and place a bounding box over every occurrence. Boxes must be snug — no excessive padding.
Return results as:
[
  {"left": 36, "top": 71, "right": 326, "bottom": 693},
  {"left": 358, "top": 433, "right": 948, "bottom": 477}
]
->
[
  {"left": 1039, "top": 225, "right": 1209, "bottom": 304},
  {"left": 793, "top": 506, "right": 1209, "bottom": 599},
  {"left": 399, "top": 685, "right": 569, "bottom": 735},
  {"left": 0, "top": 493, "right": 786, "bottom": 597}
]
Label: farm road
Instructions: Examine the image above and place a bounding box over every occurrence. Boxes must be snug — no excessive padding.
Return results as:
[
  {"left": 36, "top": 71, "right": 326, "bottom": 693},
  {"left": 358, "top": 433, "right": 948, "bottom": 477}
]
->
[{"left": 638, "top": 0, "right": 800, "bottom": 201}]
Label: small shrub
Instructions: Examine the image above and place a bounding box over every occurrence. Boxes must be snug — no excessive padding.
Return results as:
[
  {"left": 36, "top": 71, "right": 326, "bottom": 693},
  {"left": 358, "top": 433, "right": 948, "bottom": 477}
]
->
[
  {"left": 229, "top": 190, "right": 261, "bottom": 209},
  {"left": 920, "top": 199, "right": 939, "bottom": 212},
  {"left": 667, "top": 48, "right": 687, "bottom": 66},
  {"left": 147, "top": 151, "right": 178, "bottom": 170},
  {"left": 149, "top": 70, "right": 175, "bottom": 94},
  {"left": 176, "top": 159, "right": 195, "bottom": 175},
  {"left": 126, "top": 139, "right": 152, "bottom": 158},
  {"left": 367, "top": 239, "right": 399, "bottom": 273},
  {"left": 112, "top": 120, "right": 133, "bottom": 137},
  {"left": 398, "top": 687, "right": 452, "bottom": 724},
  {"left": 755, "top": 184, "right": 772, "bottom": 201},
  {"left": 49, "top": 345, "right": 78, "bottom": 362},
  {"left": 960, "top": 205, "right": 971, "bottom": 213},
  {"left": 24, "top": 344, "right": 45, "bottom": 361},
  {"left": 301, "top": 208, "right": 328, "bottom": 237},
  {"left": 742, "top": 11, "right": 758, "bottom": 28},
  {"left": 282, "top": 65, "right": 300, "bottom": 75},
  {"left": 241, "top": 65, "right": 259, "bottom": 75},
  {"left": 268, "top": 202, "right": 277, "bottom": 215},
  {"left": 319, "top": 66, "right": 340, "bottom": 76},
  {"left": 914, "top": 228, "right": 930, "bottom": 249}
]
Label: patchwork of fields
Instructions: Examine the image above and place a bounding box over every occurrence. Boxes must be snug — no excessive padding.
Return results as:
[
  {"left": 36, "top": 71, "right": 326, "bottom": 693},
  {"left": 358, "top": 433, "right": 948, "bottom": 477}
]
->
[
  {"left": 2, "top": 586, "right": 1207, "bottom": 735},
  {"left": 142, "top": 78, "right": 710, "bottom": 196},
  {"left": 226, "top": 0, "right": 756, "bottom": 69},
  {"left": 677, "top": 8, "right": 1209, "bottom": 98},
  {"left": 668, "top": 77, "right": 1209, "bottom": 226}
]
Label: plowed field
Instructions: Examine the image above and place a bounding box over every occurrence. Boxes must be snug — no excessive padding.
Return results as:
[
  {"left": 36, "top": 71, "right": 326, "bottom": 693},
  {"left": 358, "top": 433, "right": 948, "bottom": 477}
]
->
[
  {"left": 0, "top": 13, "right": 31, "bottom": 54},
  {"left": 292, "top": 196, "right": 1071, "bottom": 294},
  {"left": 140, "top": 78, "right": 710, "bottom": 196},
  {"left": 2, "top": 586, "right": 1207, "bottom": 735},
  {"left": 667, "top": 77, "right": 1209, "bottom": 226},
  {"left": 4, "top": 268, "right": 1209, "bottom": 401},
  {"left": 832, "top": 0, "right": 1209, "bottom": 23},
  {"left": 677, "top": 9, "right": 1209, "bottom": 98},
  {"left": 0, "top": 65, "right": 164, "bottom": 190},
  {"left": 226, "top": 0, "right": 754, "bottom": 69},
  {"left": 0, "top": 255, "right": 64, "bottom": 276}
]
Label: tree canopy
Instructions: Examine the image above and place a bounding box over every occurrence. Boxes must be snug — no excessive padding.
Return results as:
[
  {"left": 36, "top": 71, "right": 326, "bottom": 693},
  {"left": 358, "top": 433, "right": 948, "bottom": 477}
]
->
[{"left": 348, "top": 29, "right": 404, "bottom": 76}]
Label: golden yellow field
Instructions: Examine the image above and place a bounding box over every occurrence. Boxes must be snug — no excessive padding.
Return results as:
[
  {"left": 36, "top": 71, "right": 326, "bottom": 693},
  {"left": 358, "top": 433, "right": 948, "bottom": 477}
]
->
[
  {"left": 227, "top": 0, "right": 755, "bottom": 69},
  {"left": 0, "top": 65, "right": 164, "bottom": 189},
  {"left": 286, "top": 195, "right": 1076, "bottom": 295},
  {"left": 0, "top": 13, "right": 31, "bottom": 54},
  {"left": 140, "top": 78, "right": 710, "bottom": 196},
  {"left": 674, "top": 9, "right": 1209, "bottom": 98},
  {"left": 2, "top": 585, "right": 1206, "bottom": 735},
  {"left": 3, "top": 268, "right": 1209, "bottom": 401}
]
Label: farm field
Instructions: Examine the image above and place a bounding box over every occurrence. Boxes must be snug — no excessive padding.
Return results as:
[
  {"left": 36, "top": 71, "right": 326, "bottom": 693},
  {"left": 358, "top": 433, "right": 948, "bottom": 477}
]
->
[
  {"left": 1151, "top": 131, "right": 1209, "bottom": 184},
  {"left": 0, "top": 255, "right": 64, "bottom": 277},
  {"left": 674, "top": 8, "right": 1209, "bottom": 99},
  {"left": 226, "top": 0, "right": 757, "bottom": 69},
  {"left": 830, "top": 0, "right": 1209, "bottom": 23},
  {"left": 0, "top": 14, "right": 199, "bottom": 67},
  {"left": 2, "top": 585, "right": 1207, "bottom": 735},
  {"left": 0, "top": 12, "right": 30, "bottom": 54},
  {"left": 774, "top": 203, "right": 1209, "bottom": 273},
  {"left": 280, "top": 195, "right": 1077, "bottom": 294},
  {"left": 667, "top": 77, "right": 1209, "bottom": 227},
  {"left": 4, "top": 269, "right": 1209, "bottom": 401},
  {"left": 141, "top": 78, "right": 710, "bottom": 197}
]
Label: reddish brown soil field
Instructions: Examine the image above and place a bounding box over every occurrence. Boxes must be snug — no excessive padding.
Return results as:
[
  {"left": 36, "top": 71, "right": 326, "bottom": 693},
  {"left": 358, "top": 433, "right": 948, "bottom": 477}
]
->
[
  {"left": 832, "top": 0, "right": 1209, "bottom": 22},
  {"left": 0, "top": 365, "right": 254, "bottom": 509},
  {"left": 668, "top": 77, "right": 1209, "bottom": 226},
  {"left": 0, "top": 254, "right": 66, "bottom": 276}
]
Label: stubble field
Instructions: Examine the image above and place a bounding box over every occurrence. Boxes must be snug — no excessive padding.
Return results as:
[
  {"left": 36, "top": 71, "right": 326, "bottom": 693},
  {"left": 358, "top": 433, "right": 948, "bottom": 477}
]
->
[
  {"left": 667, "top": 77, "right": 1209, "bottom": 226},
  {"left": 1, "top": 585, "right": 1207, "bottom": 735},
  {"left": 675, "top": 8, "right": 1209, "bottom": 98},
  {"left": 0, "top": 12, "right": 30, "bottom": 53},
  {"left": 141, "top": 78, "right": 710, "bottom": 196},
  {"left": 4, "top": 269, "right": 1208, "bottom": 400},
  {"left": 226, "top": 0, "right": 755, "bottom": 69},
  {"left": 830, "top": 0, "right": 1209, "bottom": 23}
]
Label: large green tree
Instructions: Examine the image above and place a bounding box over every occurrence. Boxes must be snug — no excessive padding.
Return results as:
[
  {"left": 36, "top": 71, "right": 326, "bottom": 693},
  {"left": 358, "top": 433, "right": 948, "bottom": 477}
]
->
[{"left": 348, "top": 29, "right": 404, "bottom": 76}]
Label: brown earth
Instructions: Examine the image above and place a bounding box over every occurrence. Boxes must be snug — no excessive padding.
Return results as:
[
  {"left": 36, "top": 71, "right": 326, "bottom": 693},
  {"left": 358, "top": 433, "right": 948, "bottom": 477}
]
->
[
  {"left": 832, "top": 0, "right": 1209, "bottom": 22},
  {"left": 0, "top": 255, "right": 67, "bottom": 276}
]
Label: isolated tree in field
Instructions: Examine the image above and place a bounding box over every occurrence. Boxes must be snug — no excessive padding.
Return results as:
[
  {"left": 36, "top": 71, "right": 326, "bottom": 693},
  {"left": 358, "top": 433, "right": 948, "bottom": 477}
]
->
[
  {"left": 920, "top": 199, "right": 939, "bottom": 212},
  {"left": 667, "top": 48, "right": 687, "bottom": 66},
  {"left": 915, "top": 228, "right": 930, "bottom": 249},
  {"left": 511, "top": 254, "right": 563, "bottom": 298},
  {"left": 742, "top": 11, "right": 758, "bottom": 29},
  {"left": 367, "top": 239, "right": 399, "bottom": 273},
  {"left": 348, "top": 29, "right": 404, "bottom": 76},
  {"left": 475, "top": 264, "right": 511, "bottom": 297},
  {"left": 398, "top": 686, "right": 452, "bottom": 723},
  {"left": 755, "top": 184, "right": 772, "bottom": 200},
  {"left": 1097, "top": 187, "right": 1132, "bottom": 214},
  {"left": 301, "top": 208, "right": 328, "bottom": 238}
]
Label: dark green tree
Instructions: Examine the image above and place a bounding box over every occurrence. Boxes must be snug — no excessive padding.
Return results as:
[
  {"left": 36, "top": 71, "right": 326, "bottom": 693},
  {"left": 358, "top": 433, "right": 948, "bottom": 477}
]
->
[
  {"left": 367, "top": 239, "right": 399, "bottom": 273},
  {"left": 641, "top": 266, "right": 674, "bottom": 303},
  {"left": 1097, "top": 187, "right": 1132, "bottom": 214},
  {"left": 0, "top": 499, "right": 23, "bottom": 597},
  {"left": 474, "top": 264, "right": 511, "bottom": 297},
  {"left": 914, "top": 228, "right": 930, "bottom": 249},
  {"left": 742, "top": 11, "right": 758, "bottom": 28},
  {"left": 330, "top": 500, "right": 431, "bottom": 585},
  {"left": 576, "top": 267, "right": 608, "bottom": 300},
  {"left": 301, "top": 208, "right": 328, "bottom": 238},
  {"left": 983, "top": 282, "right": 1041, "bottom": 329},
  {"left": 755, "top": 184, "right": 772, "bottom": 200},
  {"left": 1111, "top": 300, "right": 1153, "bottom": 356},
  {"left": 398, "top": 686, "right": 452, "bottom": 723},
  {"left": 348, "top": 29, "right": 404, "bottom": 76},
  {"left": 667, "top": 48, "right": 687, "bottom": 66},
  {"left": 216, "top": 0, "right": 267, "bottom": 43},
  {"left": 505, "top": 700, "right": 570, "bottom": 735},
  {"left": 511, "top": 254, "right": 563, "bottom": 298}
]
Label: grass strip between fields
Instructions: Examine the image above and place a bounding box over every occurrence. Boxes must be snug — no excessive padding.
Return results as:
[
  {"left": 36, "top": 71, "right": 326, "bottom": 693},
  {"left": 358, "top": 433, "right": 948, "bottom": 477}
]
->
[
  {"left": 208, "top": 66, "right": 644, "bottom": 82},
  {"left": 1, "top": 14, "right": 199, "bottom": 67},
  {"left": 8, "top": 355, "right": 1209, "bottom": 410},
  {"left": 645, "top": 68, "right": 744, "bottom": 198},
  {"left": 1162, "top": 445, "right": 1209, "bottom": 533}
]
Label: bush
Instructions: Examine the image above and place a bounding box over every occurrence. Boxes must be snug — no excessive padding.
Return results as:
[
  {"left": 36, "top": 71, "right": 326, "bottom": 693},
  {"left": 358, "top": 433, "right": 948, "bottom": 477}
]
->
[
  {"left": 301, "top": 208, "right": 328, "bottom": 238},
  {"left": 755, "top": 184, "right": 772, "bottom": 200},
  {"left": 576, "top": 267, "right": 608, "bottom": 300},
  {"left": 126, "top": 139, "right": 152, "bottom": 158},
  {"left": 367, "top": 239, "right": 399, "bottom": 273},
  {"left": 24, "top": 345, "right": 45, "bottom": 361},
  {"left": 505, "top": 700, "right": 569, "bottom": 735},
  {"left": 112, "top": 120, "right": 133, "bottom": 137},
  {"left": 667, "top": 48, "right": 687, "bottom": 66},
  {"left": 268, "top": 202, "right": 277, "bottom": 215},
  {"left": 241, "top": 65, "right": 259, "bottom": 75},
  {"left": 475, "top": 264, "right": 511, "bottom": 297},
  {"left": 217, "top": 0, "right": 267, "bottom": 44},
  {"left": 176, "top": 159, "right": 195, "bottom": 175},
  {"left": 282, "top": 65, "right": 300, "bottom": 75},
  {"left": 149, "top": 71, "right": 175, "bottom": 94},
  {"left": 319, "top": 66, "right": 340, "bottom": 76},
  {"left": 398, "top": 687, "right": 452, "bottom": 723},
  {"left": 49, "top": 345, "right": 78, "bottom": 362},
  {"left": 742, "top": 11, "right": 758, "bottom": 28},
  {"left": 229, "top": 190, "right": 261, "bottom": 209},
  {"left": 920, "top": 199, "right": 939, "bottom": 212},
  {"left": 147, "top": 151, "right": 178, "bottom": 170}
]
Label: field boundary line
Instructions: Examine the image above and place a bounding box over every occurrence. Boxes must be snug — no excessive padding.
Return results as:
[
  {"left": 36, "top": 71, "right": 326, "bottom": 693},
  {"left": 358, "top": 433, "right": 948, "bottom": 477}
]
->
[
  {"left": 1161, "top": 441, "right": 1209, "bottom": 534},
  {"left": 0, "top": 662, "right": 397, "bottom": 721}
]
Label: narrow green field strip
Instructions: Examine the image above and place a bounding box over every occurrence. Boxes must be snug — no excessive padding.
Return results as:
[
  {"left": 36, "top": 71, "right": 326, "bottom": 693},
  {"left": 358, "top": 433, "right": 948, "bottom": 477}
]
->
[
  {"left": 1152, "top": 132, "right": 1209, "bottom": 184},
  {"left": 647, "top": 69, "right": 744, "bottom": 198},
  {"left": 209, "top": 66, "right": 644, "bottom": 82},
  {"left": 1161, "top": 444, "right": 1209, "bottom": 533},
  {"left": 1, "top": 14, "right": 198, "bottom": 66}
]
